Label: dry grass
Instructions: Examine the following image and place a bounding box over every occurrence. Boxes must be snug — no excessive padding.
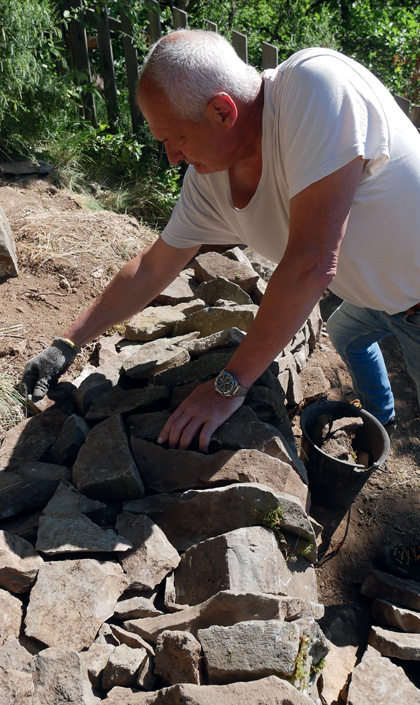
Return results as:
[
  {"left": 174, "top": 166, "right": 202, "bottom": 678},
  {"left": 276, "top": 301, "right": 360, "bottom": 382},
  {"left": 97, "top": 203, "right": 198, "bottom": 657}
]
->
[
  {"left": 0, "top": 374, "right": 26, "bottom": 442},
  {"left": 13, "top": 205, "right": 158, "bottom": 281}
]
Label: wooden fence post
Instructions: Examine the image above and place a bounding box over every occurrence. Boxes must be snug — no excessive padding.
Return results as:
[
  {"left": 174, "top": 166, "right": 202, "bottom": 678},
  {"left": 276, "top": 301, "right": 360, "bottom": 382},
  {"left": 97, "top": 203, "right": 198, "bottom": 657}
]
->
[
  {"left": 95, "top": 3, "right": 119, "bottom": 130},
  {"left": 147, "top": 0, "right": 162, "bottom": 42},
  {"left": 231, "top": 30, "right": 247, "bottom": 63},
  {"left": 205, "top": 20, "right": 217, "bottom": 32},
  {"left": 59, "top": 0, "right": 97, "bottom": 125},
  {"left": 119, "top": 8, "right": 143, "bottom": 134},
  {"left": 262, "top": 41, "right": 278, "bottom": 70}
]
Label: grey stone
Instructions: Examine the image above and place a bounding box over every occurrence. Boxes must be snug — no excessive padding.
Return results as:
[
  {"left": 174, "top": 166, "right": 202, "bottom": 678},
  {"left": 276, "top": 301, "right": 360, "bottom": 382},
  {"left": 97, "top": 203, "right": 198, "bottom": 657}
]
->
[
  {"left": 288, "top": 367, "right": 304, "bottom": 405},
  {"left": 151, "top": 349, "right": 234, "bottom": 389},
  {"left": 0, "top": 589, "right": 23, "bottom": 645},
  {"left": 195, "top": 276, "right": 252, "bottom": 305},
  {"left": 154, "top": 272, "right": 196, "bottom": 305},
  {"left": 177, "top": 327, "right": 245, "bottom": 356},
  {"left": 31, "top": 647, "right": 88, "bottom": 705},
  {"left": 85, "top": 385, "right": 170, "bottom": 424},
  {"left": 113, "top": 596, "right": 163, "bottom": 620},
  {"left": 292, "top": 618, "right": 329, "bottom": 691},
  {"left": 0, "top": 530, "right": 43, "bottom": 593},
  {"left": 243, "top": 247, "right": 276, "bottom": 281},
  {"left": 42, "top": 479, "right": 105, "bottom": 517},
  {"left": 125, "top": 306, "right": 186, "bottom": 341},
  {"left": 0, "top": 408, "right": 68, "bottom": 469},
  {"left": 72, "top": 414, "right": 144, "bottom": 502},
  {"left": 123, "top": 482, "right": 315, "bottom": 555},
  {"left": 103, "top": 675, "right": 315, "bottom": 704},
  {"left": 372, "top": 598, "right": 420, "bottom": 633},
  {"left": 299, "top": 366, "right": 330, "bottom": 404},
  {"left": 0, "top": 204, "right": 18, "bottom": 278},
  {"left": 102, "top": 643, "right": 148, "bottom": 691},
  {"left": 122, "top": 341, "right": 190, "bottom": 380},
  {"left": 361, "top": 569, "right": 420, "bottom": 611},
  {"left": 129, "top": 442, "right": 309, "bottom": 509},
  {"left": 194, "top": 251, "right": 259, "bottom": 294},
  {"left": 0, "top": 637, "right": 34, "bottom": 705},
  {"left": 123, "top": 590, "right": 314, "bottom": 644},
  {"left": 80, "top": 641, "right": 115, "bottom": 691},
  {"left": 171, "top": 526, "right": 313, "bottom": 606},
  {"left": 25, "top": 559, "right": 128, "bottom": 651},
  {"left": 74, "top": 360, "right": 122, "bottom": 415},
  {"left": 251, "top": 277, "right": 267, "bottom": 304},
  {"left": 127, "top": 410, "right": 171, "bottom": 443},
  {"left": 197, "top": 619, "right": 300, "bottom": 682},
  {"left": 154, "top": 630, "right": 203, "bottom": 685},
  {"left": 347, "top": 645, "right": 420, "bottom": 704},
  {"left": 35, "top": 514, "right": 133, "bottom": 555},
  {"left": 115, "top": 512, "right": 180, "bottom": 591},
  {"left": 47, "top": 413, "right": 90, "bottom": 466},
  {"left": 307, "top": 303, "right": 323, "bottom": 352},
  {"left": 0, "top": 461, "right": 71, "bottom": 519},
  {"left": 368, "top": 625, "right": 420, "bottom": 660},
  {"left": 109, "top": 625, "right": 155, "bottom": 656},
  {"left": 173, "top": 304, "right": 258, "bottom": 338}
]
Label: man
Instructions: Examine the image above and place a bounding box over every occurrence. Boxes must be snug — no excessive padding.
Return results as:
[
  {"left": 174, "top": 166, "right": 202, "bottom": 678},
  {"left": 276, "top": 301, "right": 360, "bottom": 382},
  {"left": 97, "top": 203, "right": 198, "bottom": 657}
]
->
[{"left": 20, "top": 29, "right": 420, "bottom": 453}]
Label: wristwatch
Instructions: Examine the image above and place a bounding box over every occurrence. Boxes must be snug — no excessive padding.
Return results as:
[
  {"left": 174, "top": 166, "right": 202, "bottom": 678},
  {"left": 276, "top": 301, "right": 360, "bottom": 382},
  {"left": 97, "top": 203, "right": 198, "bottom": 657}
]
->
[{"left": 214, "top": 369, "right": 249, "bottom": 398}]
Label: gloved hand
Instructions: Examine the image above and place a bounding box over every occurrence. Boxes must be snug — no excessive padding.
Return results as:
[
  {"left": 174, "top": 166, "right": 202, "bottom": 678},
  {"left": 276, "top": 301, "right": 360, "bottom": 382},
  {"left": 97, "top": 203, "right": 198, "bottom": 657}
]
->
[{"left": 19, "top": 337, "right": 81, "bottom": 401}]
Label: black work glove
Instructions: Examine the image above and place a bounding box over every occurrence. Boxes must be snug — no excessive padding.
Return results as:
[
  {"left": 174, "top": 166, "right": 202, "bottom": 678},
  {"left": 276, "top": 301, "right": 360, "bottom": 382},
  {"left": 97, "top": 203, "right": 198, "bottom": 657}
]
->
[{"left": 19, "top": 337, "right": 81, "bottom": 401}]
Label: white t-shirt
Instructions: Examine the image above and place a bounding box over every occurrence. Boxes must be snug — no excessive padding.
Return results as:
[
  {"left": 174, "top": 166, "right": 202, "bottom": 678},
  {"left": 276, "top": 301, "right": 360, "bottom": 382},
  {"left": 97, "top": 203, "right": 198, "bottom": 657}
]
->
[{"left": 162, "top": 48, "right": 420, "bottom": 314}]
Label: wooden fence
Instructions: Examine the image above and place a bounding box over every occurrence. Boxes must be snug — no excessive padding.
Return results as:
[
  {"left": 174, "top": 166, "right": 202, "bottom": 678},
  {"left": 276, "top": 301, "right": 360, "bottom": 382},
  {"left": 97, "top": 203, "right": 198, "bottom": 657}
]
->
[
  {"left": 57, "top": 1, "right": 420, "bottom": 134},
  {"left": 56, "top": 0, "right": 279, "bottom": 133}
]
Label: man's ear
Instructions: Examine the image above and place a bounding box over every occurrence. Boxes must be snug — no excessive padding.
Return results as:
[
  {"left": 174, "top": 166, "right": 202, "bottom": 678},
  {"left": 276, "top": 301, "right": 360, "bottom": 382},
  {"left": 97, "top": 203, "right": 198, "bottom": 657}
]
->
[{"left": 207, "top": 92, "right": 238, "bottom": 127}]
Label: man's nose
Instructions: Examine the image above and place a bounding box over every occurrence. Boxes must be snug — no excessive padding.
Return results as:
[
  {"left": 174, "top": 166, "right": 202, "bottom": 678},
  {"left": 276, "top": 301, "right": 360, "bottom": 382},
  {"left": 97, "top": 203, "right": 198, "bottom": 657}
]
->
[{"left": 165, "top": 143, "right": 184, "bottom": 166}]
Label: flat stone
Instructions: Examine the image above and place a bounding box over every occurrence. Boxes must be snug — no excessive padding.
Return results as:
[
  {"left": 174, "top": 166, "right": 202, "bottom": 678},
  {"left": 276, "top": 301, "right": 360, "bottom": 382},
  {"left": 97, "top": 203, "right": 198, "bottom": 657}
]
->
[
  {"left": 0, "top": 589, "right": 23, "bottom": 645},
  {"left": 0, "top": 636, "right": 34, "bottom": 703},
  {"left": 85, "top": 385, "right": 170, "bottom": 424},
  {"left": 197, "top": 619, "right": 300, "bottom": 682},
  {"left": 123, "top": 590, "right": 313, "bottom": 644},
  {"left": 129, "top": 442, "right": 309, "bottom": 509},
  {"left": 125, "top": 306, "right": 186, "bottom": 341},
  {"left": 299, "top": 366, "right": 330, "bottom": 403},
  {"left": 47, "top": 413, "right": 90, "bottom": 466},
  {"left": 194, "top": 251, "right": 259, "bottom": 294},
  {"left": 127, "top": 411, "right": 171, "bottom": 443},
  {"left": 74, "top": 360, "right": 123, "bottom": 415},
  {"left": 0, "top": 461, "right": 71, "bottom": 519},
  {"left": 0, "top": 530, "right": 43, "bottom": 593},
  {"left": 0, "top": 203, "right": 18, "bottom": 278},
  {"left": 113, "top": 596, "right": 163, "bottom": 620},
  {"left": 154, "top": 272, "right": 196, "bottom": 305},
  {"left": 42, "top": 479, "right": 105, "bottom": 517},
  {"left": 177, "top": 327, "right": 245, "bottom": 356},
  {"left": 25, "top": 559, "right": 127, "bottom": 651},
  {"left": 102, "top": 643, "right": 148, "bottom": 691},
  {"left": 372, "top": 598, "right": 420, "bottom": 633},
  {"left": 80, "top": 641, "right": 115, "bottom": 691},
  {"left": 154, "top": 630, "right": 203, "bottom": 685},
  {"left": 103, "top": 675, "right": 315, "bottom": 704},
  {"left": 243, "top": 247, "right": 276, "bottom": 281},
  {"left": 361, "top": 569, "right": 420, "bottom": 611},
  {"left": 151, "top": 349, "right": 234, "bottom": 388},
  {"left": 320, "top": 639, "right": 358, "bottom": 705},
  {"left": 115, "top": 513, "right": 180, "bottom": 591},
  {"left": 171, "top": 526, "right": 313, "bottom": 606},
  {"left": 195, "top": 276, "right": 252, "bottom": 305},
  {"left": 109, "top": 625, "right": 155, "bottom": 656},
  {"left": 124, "top": 483, "right": 315, "bottom": 554},
  {"left": 35, "top": 514, "right": 133, "bottom": 555},
  {"left": 122, "top": 341, "right": 189, "bottom": 380},
  {"left": 0, "top": 408, "right": 68, "bottom": 469},
  {"left": 72, "top": 414, "right": 144, "bottom": 502},
  {"left": 368, "top": 625, "right": 420, "bottom": 660},
  {"left": 173, "top": 305, "right": 258, "bottom": 338},
  {"left": 31, "top": 647, "right": 87, "bottom": 705},
  {"left": 347, "top": 645, "right": 420, "bottom": 704}
]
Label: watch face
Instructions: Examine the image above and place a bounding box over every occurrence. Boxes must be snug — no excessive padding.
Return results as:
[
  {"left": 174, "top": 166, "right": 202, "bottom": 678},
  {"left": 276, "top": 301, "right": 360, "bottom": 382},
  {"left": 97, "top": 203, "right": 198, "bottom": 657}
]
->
[{"left": 216, "top": 371, "right": 237, "bottom": 396}]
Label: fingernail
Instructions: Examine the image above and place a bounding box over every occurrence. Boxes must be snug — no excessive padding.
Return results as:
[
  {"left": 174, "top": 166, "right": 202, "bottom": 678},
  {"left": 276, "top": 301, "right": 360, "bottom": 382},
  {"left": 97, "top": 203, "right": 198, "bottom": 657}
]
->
[{"left": 157, "top": 437, "right": 163, "bottom": 444}]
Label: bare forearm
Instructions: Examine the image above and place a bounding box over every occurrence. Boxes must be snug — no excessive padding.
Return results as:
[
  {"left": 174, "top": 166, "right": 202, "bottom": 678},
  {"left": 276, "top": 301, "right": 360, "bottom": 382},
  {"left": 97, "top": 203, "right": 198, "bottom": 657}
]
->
[{"left": 63, "top": 239, "right": 199, "bottom": 347}]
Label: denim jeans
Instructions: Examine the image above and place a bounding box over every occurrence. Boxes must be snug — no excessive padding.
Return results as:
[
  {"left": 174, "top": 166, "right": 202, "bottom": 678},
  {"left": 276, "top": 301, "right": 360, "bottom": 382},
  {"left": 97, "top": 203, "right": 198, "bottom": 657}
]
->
[{"left": 326, "top": 301, "right": 420, "bottom": 424}]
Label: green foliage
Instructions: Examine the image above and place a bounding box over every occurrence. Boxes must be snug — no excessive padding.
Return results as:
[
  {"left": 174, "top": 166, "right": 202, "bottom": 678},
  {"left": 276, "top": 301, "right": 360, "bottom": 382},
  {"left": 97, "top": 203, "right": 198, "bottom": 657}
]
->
[{"left": 0, "top": 0, "right": 74, "bottom": 157}]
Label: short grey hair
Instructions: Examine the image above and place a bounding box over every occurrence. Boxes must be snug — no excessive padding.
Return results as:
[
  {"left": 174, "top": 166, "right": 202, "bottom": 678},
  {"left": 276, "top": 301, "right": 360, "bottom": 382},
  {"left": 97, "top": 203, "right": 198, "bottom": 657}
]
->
[{"left": 139, "top": 29, "right": 261, "bottom": 121}]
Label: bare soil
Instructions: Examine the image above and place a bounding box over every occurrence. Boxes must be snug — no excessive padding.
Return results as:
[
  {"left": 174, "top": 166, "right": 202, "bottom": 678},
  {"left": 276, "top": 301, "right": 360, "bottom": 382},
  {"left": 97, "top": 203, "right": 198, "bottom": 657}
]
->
[{"left": 1, "top": 173, "right": 420, "bottom": 645}]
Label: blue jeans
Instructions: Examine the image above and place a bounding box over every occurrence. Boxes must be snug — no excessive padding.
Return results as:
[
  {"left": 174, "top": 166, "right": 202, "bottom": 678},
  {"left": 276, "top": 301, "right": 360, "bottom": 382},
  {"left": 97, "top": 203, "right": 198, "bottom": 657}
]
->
[{"left": 326, "top": 301, "right": 420, "bottom": 424}]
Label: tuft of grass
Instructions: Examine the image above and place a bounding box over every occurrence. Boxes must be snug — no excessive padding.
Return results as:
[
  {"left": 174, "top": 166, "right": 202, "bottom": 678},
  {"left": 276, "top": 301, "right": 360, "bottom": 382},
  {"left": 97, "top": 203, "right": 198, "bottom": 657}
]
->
[{"left": 0, "top": 375, "right": 26, "bottom": 442}]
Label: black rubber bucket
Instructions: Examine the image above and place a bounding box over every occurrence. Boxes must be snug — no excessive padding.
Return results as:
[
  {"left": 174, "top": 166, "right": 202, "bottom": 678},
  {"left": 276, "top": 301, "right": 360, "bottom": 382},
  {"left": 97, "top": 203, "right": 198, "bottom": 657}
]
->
[{"left": 300, "top": 400, "right": 390, "bottom": 508}]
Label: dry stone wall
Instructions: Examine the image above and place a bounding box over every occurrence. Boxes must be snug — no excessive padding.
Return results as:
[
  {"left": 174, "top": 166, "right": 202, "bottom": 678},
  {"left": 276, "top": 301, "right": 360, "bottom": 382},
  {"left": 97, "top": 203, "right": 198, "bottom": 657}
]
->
[{"left": 0, "top": 245, "right": 385, "bottom": 704}]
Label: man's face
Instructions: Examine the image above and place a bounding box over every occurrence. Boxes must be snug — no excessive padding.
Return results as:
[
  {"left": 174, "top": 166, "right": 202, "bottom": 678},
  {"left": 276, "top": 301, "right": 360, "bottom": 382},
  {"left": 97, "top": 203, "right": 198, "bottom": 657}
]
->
[{"left": 138, "top": 88, "right": 237, "bottom": 175}]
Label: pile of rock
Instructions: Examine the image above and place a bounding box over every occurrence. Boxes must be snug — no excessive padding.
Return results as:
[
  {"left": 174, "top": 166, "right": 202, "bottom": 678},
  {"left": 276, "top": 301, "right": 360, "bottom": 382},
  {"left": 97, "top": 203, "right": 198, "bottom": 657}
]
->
[{"left": 0, "top": 246, "right": 330, "bottom": 704}]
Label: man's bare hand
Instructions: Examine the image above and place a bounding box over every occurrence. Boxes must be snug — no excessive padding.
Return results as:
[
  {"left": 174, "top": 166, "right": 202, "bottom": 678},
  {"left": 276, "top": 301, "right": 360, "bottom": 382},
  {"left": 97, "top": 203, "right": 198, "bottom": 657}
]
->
[{"left": 158, "top": 379, "right": 245, "bottom": 453}]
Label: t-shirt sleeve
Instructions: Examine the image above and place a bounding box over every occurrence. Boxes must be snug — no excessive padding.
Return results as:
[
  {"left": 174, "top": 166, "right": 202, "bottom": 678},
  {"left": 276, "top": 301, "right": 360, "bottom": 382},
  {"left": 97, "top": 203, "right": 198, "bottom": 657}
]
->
[
  {"left": 161, "top": 168, "right": 242, "bottom": 249},
  {"left": 278, "top": 54, "right": 390, "bottom": 198}
]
